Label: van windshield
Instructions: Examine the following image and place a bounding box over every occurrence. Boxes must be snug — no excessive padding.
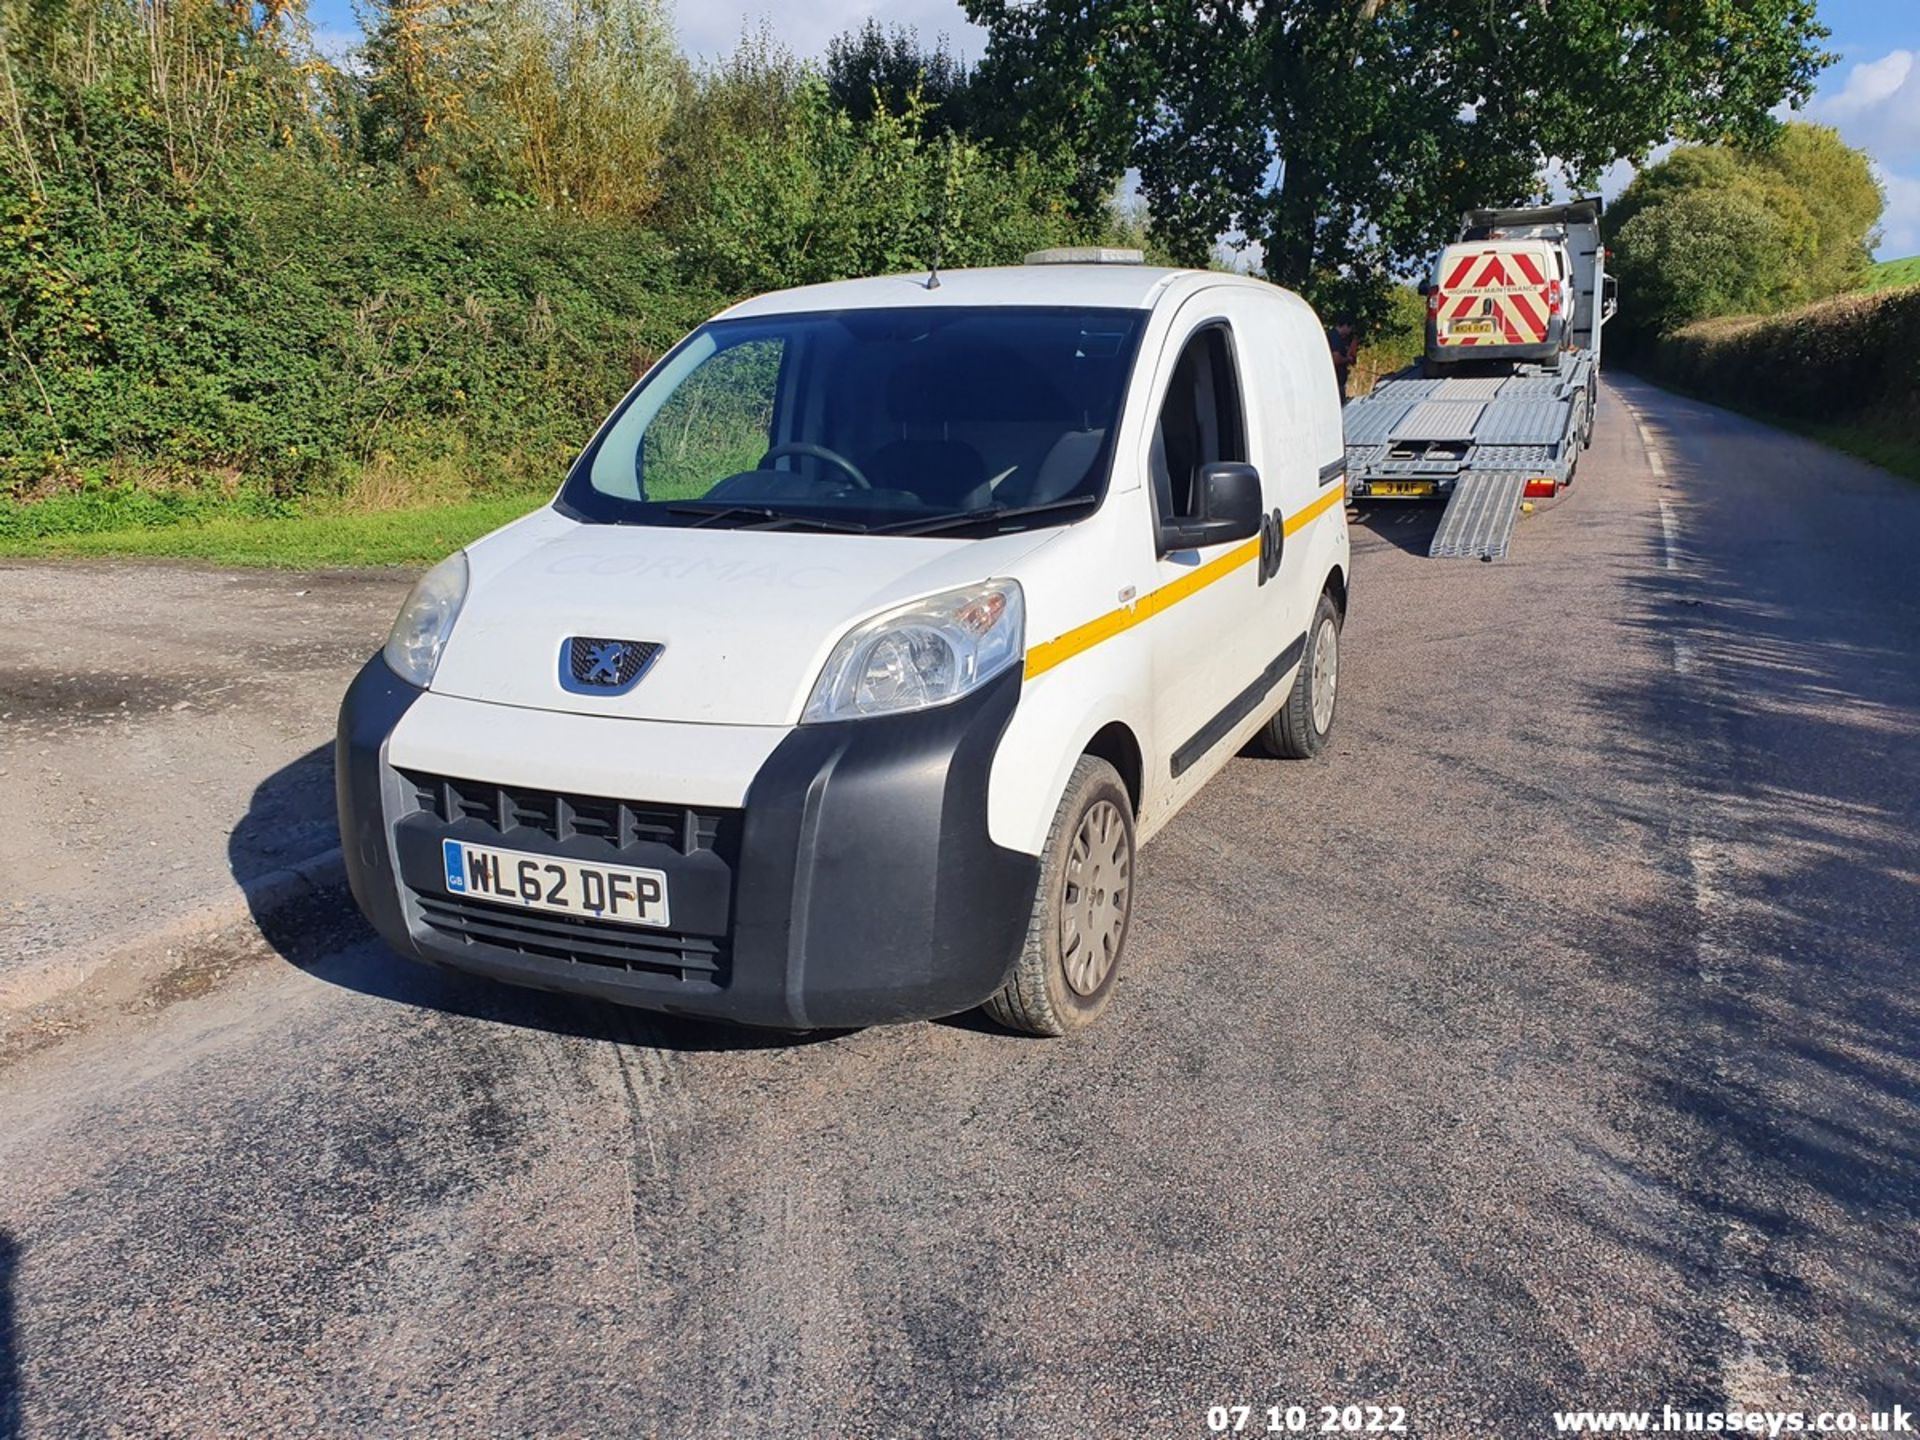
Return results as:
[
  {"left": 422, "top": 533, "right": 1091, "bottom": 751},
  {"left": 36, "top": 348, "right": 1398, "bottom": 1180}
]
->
[{"left": 558, "top": 306, "right": 1148, "bottom": 536}]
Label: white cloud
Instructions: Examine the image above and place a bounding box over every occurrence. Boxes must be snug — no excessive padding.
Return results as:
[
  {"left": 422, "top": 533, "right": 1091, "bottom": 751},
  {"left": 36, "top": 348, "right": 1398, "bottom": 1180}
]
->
[
  {"left": 1874, "top": 163, "right": 1920, "bottom": 258},
  {"left": 1822, "top": 50, "right": 1912, "bottom": 121},
  {"left": 674, "top": 0, "right": 988, "bottom": 66},
  {"left": 1812, "top": 48, "right": 1920, "bottom": 170},
  {"left": 1801, "top": 48, "right": 1920, "bottom": 259}
]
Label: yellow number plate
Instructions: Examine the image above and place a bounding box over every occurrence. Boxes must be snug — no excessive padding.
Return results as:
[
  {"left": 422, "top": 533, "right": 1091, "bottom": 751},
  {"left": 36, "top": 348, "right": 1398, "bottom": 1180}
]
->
[
  {"left": 1370, "top": 480, "right": 1437, "bottom": 498},
  {"left": 1447, "top": 319, "right": 1495, "bottom": 336}
]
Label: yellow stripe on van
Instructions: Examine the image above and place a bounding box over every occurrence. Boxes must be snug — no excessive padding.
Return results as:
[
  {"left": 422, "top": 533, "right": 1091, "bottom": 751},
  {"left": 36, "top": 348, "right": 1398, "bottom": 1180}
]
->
[
  {"left": 1282, "top": 482, "right": 1346, "bottom": 537},
  {"left": 1023, "top": 480, "right": 1345, "bottom": 681}
]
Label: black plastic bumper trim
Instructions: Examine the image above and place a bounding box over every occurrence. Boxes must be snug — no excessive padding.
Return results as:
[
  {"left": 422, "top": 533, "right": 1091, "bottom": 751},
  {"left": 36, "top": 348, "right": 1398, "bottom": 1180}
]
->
[
  {"left": 335, "top": 656, "right": 423, "bottom": 957},
  {"left": 335, "top": 655, "right": 1039, "bottom": 1029}
]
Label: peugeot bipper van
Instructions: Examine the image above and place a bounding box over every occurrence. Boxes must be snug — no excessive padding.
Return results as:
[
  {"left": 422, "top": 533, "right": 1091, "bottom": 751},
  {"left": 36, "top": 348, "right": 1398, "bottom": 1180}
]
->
[{"left": 338, "top": 251, "right": 1350, "bottom": 1035}]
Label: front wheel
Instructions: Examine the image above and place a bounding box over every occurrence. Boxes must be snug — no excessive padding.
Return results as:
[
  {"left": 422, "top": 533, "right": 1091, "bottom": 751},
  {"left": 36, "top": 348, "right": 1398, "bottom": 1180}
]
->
[
  {"left": 985, "top": 755, "right": 1136, "bottom": 1037},
  {"left": 1262, "top": 592, "right": 1343, "bottom": 759}
]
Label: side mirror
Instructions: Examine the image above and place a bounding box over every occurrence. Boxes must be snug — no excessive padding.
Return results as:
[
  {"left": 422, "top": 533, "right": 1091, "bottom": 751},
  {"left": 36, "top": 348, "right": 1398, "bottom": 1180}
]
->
[
  {"left": 1601, "top": 273, "right": 1620, "bottom": 323},
  {"left": 1417, "top": 278, "right": 1433, "bottom": 297},
  {"left": 1159, "top": 462, "right": 1263, "bottom": 554}
]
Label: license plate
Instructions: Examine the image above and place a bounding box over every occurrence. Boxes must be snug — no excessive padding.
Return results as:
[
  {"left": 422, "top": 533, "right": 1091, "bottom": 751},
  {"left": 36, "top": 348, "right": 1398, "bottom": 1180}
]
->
[
  {"left": 442, "top": 839, "right": 670, "bottom": 928},
  {"left": 1370, "top": 480, "right": 1436, "bottom": 497},
  {"left": 1447, "top": 319, "right": 1495, "bottom": 336}
]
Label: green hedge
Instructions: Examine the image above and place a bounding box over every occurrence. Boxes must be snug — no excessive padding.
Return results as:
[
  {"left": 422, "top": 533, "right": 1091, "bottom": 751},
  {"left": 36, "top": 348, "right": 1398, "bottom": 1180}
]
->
[
  {"left": 1642, "top": 288, "right": 1920, "bottom": 438},
  {"left": 0, "top": 159, "right": 722, "bottom": 507}
]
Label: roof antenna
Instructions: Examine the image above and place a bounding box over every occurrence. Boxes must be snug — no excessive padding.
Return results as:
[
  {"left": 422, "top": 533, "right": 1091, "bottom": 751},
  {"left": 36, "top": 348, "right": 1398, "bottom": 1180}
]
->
[{"left": 926, "top": 134, "right": 953, "bottom": 290}]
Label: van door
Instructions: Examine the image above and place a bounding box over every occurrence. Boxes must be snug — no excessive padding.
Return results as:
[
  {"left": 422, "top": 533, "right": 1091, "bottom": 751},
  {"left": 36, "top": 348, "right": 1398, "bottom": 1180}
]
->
[
  {"left": 1141, "top": 304, "right": 1274, "bottom": 793},
  {"left": 1234, "top": 290, "right": 1328, "bottom": 650}
]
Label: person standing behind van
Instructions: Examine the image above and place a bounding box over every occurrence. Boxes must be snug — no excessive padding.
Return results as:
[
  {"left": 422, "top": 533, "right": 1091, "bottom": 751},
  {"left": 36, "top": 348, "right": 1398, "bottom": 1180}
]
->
[{"left": 1326, "top": 320, "right": 1358, "bottom": 402}]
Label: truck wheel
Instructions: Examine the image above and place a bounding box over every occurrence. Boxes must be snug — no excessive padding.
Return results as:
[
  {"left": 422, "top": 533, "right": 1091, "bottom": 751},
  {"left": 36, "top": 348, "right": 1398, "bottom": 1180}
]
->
[
  {"left": 1262, "top": 592, "right": 1343, "bottom": 759},
  {"left": 984, "top": 755, "right": 1136, "bottom": 1036}
]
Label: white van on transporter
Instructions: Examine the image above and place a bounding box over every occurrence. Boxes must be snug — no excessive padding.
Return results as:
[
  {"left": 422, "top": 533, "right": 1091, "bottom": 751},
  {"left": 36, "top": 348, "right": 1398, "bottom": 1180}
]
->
[{"left": 337, "top": 251, "right": 1351, "bottom": 1035}]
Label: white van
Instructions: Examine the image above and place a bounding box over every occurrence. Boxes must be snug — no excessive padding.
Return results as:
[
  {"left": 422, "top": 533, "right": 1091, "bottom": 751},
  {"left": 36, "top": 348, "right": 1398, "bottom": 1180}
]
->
[
  {"left": 337, "top": 254, "right": 1351, "bottom": 1035},
  {"left": 1423, "top": 235, "right": 1575, "bottom": 365}
]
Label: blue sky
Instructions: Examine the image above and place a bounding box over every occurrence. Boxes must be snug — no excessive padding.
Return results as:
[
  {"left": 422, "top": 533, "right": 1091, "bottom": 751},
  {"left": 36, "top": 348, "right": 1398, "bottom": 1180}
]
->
[{"left": 309, "top": 0, "right": 1920, "bottom": 258}]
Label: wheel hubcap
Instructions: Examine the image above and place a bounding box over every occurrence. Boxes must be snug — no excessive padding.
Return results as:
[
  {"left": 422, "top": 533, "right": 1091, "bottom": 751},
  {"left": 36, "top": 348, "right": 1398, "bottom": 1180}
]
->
[
  {"left": 1311, "top": 616, "right": 1339, "bottom": 734},
  {"left": 1059, "top": 799, "right": 1131, "bottom": 996}
]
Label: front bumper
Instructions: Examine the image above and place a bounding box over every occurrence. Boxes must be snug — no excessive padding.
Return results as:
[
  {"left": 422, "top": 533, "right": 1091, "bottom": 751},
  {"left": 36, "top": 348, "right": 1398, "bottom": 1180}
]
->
[{"left": 336, "top": 659, "right": 1039, "bottom": 1029}]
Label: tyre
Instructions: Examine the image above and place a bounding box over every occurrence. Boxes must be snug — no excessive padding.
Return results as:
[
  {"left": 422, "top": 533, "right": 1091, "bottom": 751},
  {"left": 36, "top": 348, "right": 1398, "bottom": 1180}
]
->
[
  {"left": 1262, "top": 591, "right": 1343, "bottom": 759},
  {"left": 984, "top": 755, "right": 1136, "bottom": 1036}
]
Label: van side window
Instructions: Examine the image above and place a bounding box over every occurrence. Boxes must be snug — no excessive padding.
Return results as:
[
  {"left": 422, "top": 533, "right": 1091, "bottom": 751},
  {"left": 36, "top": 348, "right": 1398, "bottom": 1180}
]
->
[{"left": 1151, "top": 325, "right": 1247, "bottom": 523}]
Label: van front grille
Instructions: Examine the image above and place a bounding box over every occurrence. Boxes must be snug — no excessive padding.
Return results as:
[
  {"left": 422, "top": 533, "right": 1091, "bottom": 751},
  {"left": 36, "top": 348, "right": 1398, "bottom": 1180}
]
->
[
  {"left": 399, "top": 771, "right": 736, "bottom": 857},
  {"left": 414, "top": 892, "right": 727, "bottom": 982}
]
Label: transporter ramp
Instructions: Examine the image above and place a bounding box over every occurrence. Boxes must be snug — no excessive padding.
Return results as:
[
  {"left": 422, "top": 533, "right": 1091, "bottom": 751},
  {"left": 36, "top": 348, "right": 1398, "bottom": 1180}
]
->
[{"left": 1343, "top": 351, "right": 1595, "bottom": 561}]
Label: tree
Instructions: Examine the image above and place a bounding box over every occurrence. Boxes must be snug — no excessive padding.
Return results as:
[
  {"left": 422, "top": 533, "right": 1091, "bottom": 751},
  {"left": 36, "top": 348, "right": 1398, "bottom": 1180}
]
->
[
  {"left": 1609, "top": 186, "right": 1797, "bottom": 333},
  {"left": 359, "top": 0, "right": 471, "bottom": 192},
  {"left": 471, "top": 0, "right": 679, "bottom": 216},
  {"left": 1605, "top": 123, "right": 1882, "bottom": 333},
  {"left": 668, "top": 78, "right": 1084, "bottom": 296},
  {"left": 1749, "top": 123, "right": 1881, "bottom": 299},
  {"left": 359, "top": 0, "right": 678, "bottom": 214},
  {"left": 825, "top": 20, "right": 975, "bottom": 137},
  {"left": 964, "top": 0, "right": 1833, "bottom": 318}
]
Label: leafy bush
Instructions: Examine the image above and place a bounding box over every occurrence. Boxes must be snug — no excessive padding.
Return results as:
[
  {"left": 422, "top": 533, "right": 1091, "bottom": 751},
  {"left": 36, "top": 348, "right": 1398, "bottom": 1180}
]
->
[
  {"left": 670, "top": 78, "right": 1084, "bottom": 296},
  {"left": 1642, "top": 287, "right": 1920, "bottom": 470},
  {"left": 1350, "top": 284, "right": 1425, "bottom": 396},
  {"left": 1610, "top": 184, "right": 1800, "bottom": 334},
  {"left": 1607, "top": 124, "right": 1882, "bottom": 338},
  {"left": 0, "top": 156, "right": 718, "bottom": 500},
  {"left": 0, "top": 0, "right": 1118, "bottom": 532}
]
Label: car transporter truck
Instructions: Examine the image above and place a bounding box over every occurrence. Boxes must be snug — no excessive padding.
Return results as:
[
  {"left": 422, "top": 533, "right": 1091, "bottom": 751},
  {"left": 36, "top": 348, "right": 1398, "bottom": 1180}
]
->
[{"left": 1342, "top": 197, "right": 1620, "bottom": 560}]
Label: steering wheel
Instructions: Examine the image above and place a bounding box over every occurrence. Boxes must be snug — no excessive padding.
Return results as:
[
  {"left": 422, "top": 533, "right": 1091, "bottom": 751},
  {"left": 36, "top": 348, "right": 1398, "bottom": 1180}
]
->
[{"left": 759, "top": 442, "right": 872, "bottom": 490}]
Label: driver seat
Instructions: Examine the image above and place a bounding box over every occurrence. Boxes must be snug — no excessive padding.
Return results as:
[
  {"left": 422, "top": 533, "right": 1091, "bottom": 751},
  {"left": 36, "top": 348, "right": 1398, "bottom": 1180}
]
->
[{"left": 861, "top": 438, "right": 991, "bottom": 512}]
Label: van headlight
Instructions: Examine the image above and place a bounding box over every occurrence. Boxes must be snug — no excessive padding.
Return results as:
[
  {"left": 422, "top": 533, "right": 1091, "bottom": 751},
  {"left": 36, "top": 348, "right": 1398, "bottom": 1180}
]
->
[
  {"left": 382, "top": 552, "right": 469, "bottom": 688},
  {"left": 803, "top": 580, "right": 1025, "bottom": 722}
]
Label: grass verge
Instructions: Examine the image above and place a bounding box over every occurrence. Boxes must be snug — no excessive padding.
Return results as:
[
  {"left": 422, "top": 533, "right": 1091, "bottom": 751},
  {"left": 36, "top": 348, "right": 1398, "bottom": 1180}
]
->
[
  {"left": 1863, "top": 255, "right": 1920, "bottom": 293},
  {"left": 0, "top": 494, "right": 550, "bottom": 568},
  {"left": 1805, "top": 417, "right": 1920, "bottom": 485}
]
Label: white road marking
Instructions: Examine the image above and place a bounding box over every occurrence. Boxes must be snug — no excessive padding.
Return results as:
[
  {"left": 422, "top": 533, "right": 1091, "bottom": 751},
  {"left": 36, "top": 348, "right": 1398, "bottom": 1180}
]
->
[
  {"left": 1647, "top": 449, "right": 1666, "bottom": 477},
  {"left": 1659, "top": 500, "right": 1682, "bottom": 572}
]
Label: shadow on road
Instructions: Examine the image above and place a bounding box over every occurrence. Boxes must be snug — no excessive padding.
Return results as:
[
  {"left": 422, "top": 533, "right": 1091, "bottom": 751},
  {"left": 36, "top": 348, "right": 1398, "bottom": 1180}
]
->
[
  {"left": 1347, "top": 497, "right": 1444, "bottom": 556},
  {"left": 223, "top": 737, "right": 340, "bottom": 890},
  {"left": 230, "top": 743, "right": 849, "bottom": 1055},
  {"left": 1560, "top": 395, "right": 1920, "bottom": 1394},
  {"left": 1, "top": 1229, "right": 19, "bottom": 1440}
]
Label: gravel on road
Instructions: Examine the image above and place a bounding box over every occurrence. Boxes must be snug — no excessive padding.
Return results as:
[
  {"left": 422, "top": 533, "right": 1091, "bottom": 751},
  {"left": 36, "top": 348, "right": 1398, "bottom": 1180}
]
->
[{"left": 0, "top": 380, "right": 1915, "bottom": 1437}]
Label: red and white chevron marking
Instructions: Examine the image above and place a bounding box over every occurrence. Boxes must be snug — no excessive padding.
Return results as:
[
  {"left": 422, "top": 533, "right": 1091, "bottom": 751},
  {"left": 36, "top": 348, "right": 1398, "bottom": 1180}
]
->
[{"left": 1435, "top": 250, "right": 1550, "bottom": 347}]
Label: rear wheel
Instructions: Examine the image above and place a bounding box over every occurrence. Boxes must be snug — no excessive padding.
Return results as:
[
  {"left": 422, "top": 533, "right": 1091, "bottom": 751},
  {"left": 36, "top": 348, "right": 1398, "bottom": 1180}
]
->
[
  {"left": 1262, "top": 592, "right": 1343, "bottom": 759},
  {"left": 985, "top": 755, "right": 1136, "bottom": 1036}
]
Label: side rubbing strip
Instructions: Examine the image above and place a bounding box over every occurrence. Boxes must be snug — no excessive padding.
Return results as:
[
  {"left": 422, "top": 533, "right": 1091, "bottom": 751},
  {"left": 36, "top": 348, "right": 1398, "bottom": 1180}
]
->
[
  {"left": 1318, "top": 457, "right": 1346, "bottom": 485},
  {"left": 1169, "top": 632, "right": 1307, "bottom": 779}
]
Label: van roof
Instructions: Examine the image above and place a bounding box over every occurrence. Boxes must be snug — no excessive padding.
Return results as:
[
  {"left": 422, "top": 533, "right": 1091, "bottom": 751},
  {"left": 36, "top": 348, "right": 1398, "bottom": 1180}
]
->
[
  {"left": 1447, "top": 236, "right": 1564, "bottom": 251},
  {"left": 720, "top": 264, "right": 1218, "bottom": 318}
]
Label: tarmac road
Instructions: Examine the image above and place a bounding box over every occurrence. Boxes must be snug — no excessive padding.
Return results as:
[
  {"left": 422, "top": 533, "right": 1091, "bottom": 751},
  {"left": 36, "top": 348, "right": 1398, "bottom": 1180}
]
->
[{"left": 0, "top": 378, "right": 1916, "bottom": 1438}]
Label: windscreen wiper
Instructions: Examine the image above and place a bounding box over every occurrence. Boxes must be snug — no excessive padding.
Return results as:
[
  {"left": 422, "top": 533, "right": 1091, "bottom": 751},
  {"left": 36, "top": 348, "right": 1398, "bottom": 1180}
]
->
[
  {"left": 658, "top": 502, "right": 871, "bottom": 534},
  {"left": 872, "top": 494, "right": 1099, "bottom": 538}
]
